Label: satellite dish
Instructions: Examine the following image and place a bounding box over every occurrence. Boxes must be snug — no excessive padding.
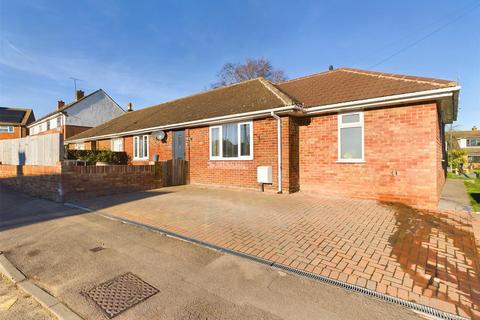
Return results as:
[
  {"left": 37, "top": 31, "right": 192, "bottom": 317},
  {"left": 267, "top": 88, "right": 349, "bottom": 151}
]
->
[{"left": 152, "top": 130, "right": 166, "bottom": 141}]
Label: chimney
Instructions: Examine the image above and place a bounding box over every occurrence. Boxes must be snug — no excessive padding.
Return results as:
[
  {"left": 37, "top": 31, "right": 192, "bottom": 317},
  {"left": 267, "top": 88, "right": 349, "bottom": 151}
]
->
[
  {"left": 473, "top": 126, "right": 478, "bottom": 131},
  {"left": 57, "top": 100, "right": 65, "bottom": 110},
  {"left": 328, "top": 65, "right": 334, "bottom": 71},
  {"left": 127, "top": 102, "right": 133, "bottom": 112},
  {"left": 76, "top": 90, "right": 84, "bottom": 101}
]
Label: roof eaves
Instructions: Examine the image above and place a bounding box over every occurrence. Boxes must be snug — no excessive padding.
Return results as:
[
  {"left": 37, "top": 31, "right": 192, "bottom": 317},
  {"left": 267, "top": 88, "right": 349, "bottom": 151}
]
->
[{"left": 20, "top": 108, "right": 34, "bottom": 126}]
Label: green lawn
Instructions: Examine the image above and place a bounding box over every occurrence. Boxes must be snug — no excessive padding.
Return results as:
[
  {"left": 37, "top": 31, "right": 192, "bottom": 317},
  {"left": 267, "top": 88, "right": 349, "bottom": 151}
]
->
[
  {"left": 465, "top": 178, "right": 480, "bottom": 212},
  {"left": 447, "top": 172, "right": 468, "bottom": 180}
]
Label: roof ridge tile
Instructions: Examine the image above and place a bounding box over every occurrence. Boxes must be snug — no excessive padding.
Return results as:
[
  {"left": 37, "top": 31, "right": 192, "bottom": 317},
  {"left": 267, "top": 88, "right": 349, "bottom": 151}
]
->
[{"left": 257, "top": 78, "right": 295, "bottom": 106}]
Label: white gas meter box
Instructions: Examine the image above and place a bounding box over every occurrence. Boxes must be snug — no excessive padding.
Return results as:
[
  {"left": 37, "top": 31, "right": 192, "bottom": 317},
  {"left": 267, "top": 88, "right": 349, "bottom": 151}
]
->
[{"left": 257, "top": 166, "right": 272, "bottom": 184}]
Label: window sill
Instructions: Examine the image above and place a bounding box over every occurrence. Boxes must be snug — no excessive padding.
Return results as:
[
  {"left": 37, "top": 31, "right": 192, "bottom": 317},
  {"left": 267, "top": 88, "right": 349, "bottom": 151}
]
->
[
  {"left": 209, "top": 157, "right": 253, "bottom": 161},
  {"left": 336, "top": 160, "right": 366, "bottom": 164}
]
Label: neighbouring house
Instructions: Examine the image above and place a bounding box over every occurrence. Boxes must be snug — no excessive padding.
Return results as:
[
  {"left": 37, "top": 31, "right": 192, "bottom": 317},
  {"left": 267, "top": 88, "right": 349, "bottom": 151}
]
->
[
  {"left": 0, "top": 107, "right": 35, "bottom": 140},
  {"left": 447, "top": 126, "right": 480, "bottom": 169},
  {"left": 28, "top": 89, "right": 125, "bottom": 142},
  {"left": 66, "top": 68, "right": 460, "bottom": 208}
]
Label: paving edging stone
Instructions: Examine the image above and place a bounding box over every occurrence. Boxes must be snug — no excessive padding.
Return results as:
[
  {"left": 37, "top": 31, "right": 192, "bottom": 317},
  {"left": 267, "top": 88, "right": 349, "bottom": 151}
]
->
[{"left": 0, "top": 253, "right": 83, "bottom": 320}]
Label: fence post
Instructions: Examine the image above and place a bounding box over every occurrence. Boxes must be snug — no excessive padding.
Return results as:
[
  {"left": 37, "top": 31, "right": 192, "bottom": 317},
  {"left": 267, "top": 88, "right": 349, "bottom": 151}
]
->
[{"left": 154, "top": 161, "right": 163, "bottom": 188}]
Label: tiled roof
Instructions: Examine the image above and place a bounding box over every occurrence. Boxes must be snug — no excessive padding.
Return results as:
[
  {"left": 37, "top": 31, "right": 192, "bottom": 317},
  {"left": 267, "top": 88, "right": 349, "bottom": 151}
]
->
[
  {"left": 68, "top": 78, "right": 291, "bottom": 141},
  {"left": 464, "top": 147, "right": 480, "bottom": 155},
  {"left": 449, "top": 130, "right": 480, "bottom": 139},
  {"left": 68, "top": 68, "right": 458, "bottom": 142},
  {"left": 277, "top": 68, "right": 457, "bottom": 107},
  {"left": 0, "top": 107, "right": 35, "bottom": 126}
]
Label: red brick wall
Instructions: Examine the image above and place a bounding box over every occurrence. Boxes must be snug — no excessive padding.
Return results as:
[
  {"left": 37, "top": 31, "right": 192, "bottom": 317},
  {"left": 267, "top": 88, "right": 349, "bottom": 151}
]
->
[
  {"left": 97, "top": 139, "right": 111, "bottom": 150},
  {"left": 298, "top": 102, "right": 443, "bottom": 207},
  {"left": 123, "top": 132, "right": 174, "bottom": 165},
  {"left": 0, "top": 163, "right": 158, "bottom": 202},
  {"left": 61, "top": 164, "right": 157, "bottom": 201},
  {"left": 0, "top": 164, "right": 63, "bottom": 201},
  {"left": 0, "top": 126, "right": 22, "bottom": 140},
  {"left": 436, "top": 109, "right": 446, "bottom": 198},
  {"left": 188, "top": 117, "right": 291, "bottom": 192},
  {"left": 64, "top": 125, "right": 92, "bottom": 139}
]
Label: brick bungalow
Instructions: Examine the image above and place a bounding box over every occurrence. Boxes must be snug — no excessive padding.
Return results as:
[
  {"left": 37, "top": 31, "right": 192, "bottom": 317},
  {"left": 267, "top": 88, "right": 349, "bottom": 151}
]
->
[
  {"left": 66, "top": 68, "right": 460, "bottom": 207},
  {"left": 0, "top": 107, "right": 35, "bottom": 140}
]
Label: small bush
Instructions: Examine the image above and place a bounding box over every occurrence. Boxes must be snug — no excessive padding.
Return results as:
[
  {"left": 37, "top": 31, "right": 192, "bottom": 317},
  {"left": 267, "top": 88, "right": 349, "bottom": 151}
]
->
[
  {"left": 67, "top": 149, "right": 129, "bottom": 165},
  {"left": 448, "top": 149, "right": 468, "bottom": 170}
]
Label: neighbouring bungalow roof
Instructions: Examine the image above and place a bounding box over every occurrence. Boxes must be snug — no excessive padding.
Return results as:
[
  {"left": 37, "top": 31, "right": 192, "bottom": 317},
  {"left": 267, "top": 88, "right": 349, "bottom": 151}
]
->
[
  {"left": 0, "top": 107, "right": 35, "bottom": 126},
  {"left": 67, "top": 68, "right": 459, "bottom": 142},
  {"left": 448, "top": 129, "right": 480, "bottom": 139},
  {"left": 464, "top": 148, "right": 480, "bottom": 155}
]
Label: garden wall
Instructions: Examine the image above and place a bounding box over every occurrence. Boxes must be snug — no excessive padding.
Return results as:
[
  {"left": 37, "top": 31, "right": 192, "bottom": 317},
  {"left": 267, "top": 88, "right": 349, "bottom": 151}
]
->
[
  {"left": 0, "top": 160, "right": 187, "bottom": 202},
  {"left": 0, "top": 164, "right": 63, "bottom": 201},
  {"left": 61, "top": 164, "right": 157, "bottom": 201}
]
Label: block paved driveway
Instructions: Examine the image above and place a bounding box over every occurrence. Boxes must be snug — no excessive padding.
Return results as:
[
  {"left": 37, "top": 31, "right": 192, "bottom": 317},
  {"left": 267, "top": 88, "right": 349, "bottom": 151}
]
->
[{"left": 77, "top": 185, "right": 480, "bottom": 318}]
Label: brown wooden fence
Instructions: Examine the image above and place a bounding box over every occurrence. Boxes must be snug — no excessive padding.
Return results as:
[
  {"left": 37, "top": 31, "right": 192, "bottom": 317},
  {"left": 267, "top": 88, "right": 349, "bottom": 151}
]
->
[{"left": 156, "top": 159, "right": 189, "bottom": 187}]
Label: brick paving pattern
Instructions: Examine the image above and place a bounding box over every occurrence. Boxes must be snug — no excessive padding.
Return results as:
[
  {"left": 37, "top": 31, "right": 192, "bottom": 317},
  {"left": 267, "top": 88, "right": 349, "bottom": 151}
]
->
[{"left": 79, "top": 186, "right": 480, "bottom": 318}]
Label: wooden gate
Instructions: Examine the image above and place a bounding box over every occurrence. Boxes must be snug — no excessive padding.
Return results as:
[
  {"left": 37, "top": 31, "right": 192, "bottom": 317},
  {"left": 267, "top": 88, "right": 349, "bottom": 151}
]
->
[{"left": 156, "top": 159, "right": 188, "bottom": 187}]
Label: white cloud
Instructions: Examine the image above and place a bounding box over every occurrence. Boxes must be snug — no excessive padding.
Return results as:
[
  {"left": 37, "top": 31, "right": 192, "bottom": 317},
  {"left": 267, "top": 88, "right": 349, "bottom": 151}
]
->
[{"left": 0, "top": 38, "right": 187, "bottom": 107}]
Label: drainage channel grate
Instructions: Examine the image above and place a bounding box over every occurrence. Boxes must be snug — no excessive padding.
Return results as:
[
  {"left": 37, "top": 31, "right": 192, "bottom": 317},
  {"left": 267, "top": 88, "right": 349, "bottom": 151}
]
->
[{"left": 86, "top": 272, "right": 159, "bottom": 318}]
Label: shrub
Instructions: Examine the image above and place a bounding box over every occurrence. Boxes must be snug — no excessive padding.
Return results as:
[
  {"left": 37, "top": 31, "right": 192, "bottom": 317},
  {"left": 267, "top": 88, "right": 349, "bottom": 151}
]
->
[
  {"left": 448, "top": 149, "right": 468, "bottom": 170},
  {"left": 66, "top": 149, "right": 129, "bottom": 165}
]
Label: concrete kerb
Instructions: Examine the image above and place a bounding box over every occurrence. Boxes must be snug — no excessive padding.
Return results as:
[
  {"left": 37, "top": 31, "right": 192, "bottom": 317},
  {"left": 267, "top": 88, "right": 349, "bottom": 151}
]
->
[
  {"left": 0, "top": 252, "right": 83, "bottom": 320},
  {"left": 63, "top": 202, "right": 469, "bottom": 320}
]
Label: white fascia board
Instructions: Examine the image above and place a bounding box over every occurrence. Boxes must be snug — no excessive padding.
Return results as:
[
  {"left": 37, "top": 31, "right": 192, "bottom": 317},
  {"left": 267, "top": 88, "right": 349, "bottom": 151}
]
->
[
  {"left": 305, "top": 92, "right": 454, "bottom": 116},
  {"left": 66, "top": 105, "right": 302, "bottom": 143},
  {"left": 305, "top": 86, "right": 461, "bottom": 114}
]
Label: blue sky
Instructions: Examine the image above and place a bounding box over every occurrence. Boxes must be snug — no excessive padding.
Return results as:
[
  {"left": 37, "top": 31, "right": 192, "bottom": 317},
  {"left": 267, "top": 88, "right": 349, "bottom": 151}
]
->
[{"left": 1, "top": 0, "right": 479, "bottom": 129}]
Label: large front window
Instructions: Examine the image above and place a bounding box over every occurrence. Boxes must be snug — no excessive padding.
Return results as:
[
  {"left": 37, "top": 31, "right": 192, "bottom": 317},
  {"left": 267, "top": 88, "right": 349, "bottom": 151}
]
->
[
  {"left": 0, "top": 126, "right": 13, "bottom": 133},
  {"left": 467, "top": 138, "right": 480, "bottom": 147},
  {"left": 210, "top": 121, "right": 253, "bottom": 160},
  {"left": 338, "top": 112, "right": 364, "bottom": 162},
  {"left": 134, "top": 135, "right": 149, "bottom": 159},
  {"left": 111, "top": 138, "right": 123, "bottom": 152}
]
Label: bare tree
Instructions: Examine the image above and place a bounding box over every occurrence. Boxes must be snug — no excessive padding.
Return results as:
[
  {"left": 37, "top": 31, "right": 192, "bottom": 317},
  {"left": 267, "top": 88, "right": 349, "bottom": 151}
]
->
[{"left": 212, "top": 58, "right": 287, "bottom": 88}]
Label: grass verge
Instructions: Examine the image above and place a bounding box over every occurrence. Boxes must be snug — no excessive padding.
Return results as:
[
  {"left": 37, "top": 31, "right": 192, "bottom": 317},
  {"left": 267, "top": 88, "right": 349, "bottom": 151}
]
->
[{"left": 464, "top": 178, "right": 480, "bottom": 212}]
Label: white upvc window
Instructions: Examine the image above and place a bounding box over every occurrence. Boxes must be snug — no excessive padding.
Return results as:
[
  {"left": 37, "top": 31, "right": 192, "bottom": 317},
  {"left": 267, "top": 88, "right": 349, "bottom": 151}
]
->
[
  {"left": 467, "top": 138, "right": 480, "bottom": 147},
  {"left": 50, "top": 118, "right": 57, "bottom": 129},
  {"left": 209, "top": 121, "right": 253, "bottom": 160},
  {"left": 75, "top": 143, "right": 85, "bottom": 150},
  {"left": 111, "top": 138, "right": 124, "bottom": 152},
  {"left": 338, "top": 112, "right": 364, "bottom": 162},
  {"left": 134, "top": 135, "right": 149, "bottom": 160},
  {"left": 0, "top": 126, "right": 13, "bottom": 133}
]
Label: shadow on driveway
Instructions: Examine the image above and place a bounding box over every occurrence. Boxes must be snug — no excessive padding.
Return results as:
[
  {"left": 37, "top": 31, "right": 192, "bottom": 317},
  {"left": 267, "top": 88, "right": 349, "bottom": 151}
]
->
[{"left": 0, "top": 185, "right": 171, "bottom": 232}]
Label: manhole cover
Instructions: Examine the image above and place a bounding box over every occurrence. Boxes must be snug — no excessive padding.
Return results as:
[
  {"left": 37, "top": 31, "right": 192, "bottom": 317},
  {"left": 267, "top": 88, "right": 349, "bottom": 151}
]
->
[{"left": 86, "top": 272, "right": 159, "bottom": 318}]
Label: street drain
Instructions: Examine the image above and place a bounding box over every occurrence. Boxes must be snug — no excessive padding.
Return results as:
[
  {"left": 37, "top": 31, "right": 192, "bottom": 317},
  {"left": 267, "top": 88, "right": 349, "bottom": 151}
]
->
[{"left": 86, "top": 272, "right": 159, "bottom": 318}]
